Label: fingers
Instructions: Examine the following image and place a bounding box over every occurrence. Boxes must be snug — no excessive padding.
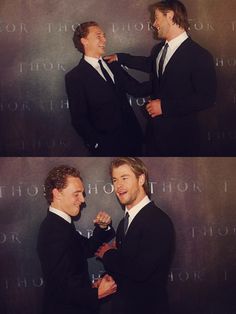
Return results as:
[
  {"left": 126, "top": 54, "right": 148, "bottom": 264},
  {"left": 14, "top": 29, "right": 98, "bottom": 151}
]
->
[
  {"left": 110, "top": 282, "right": 117, "bottom": 293},
  {"left": 92, "top": 278, "right": 102, "bottom": 288},
  {"left": 103, "top": 54, "right": 118, "bottom": 63},
  {"left": 95, "top": 242, "right": 110, "bottom": 258},
  {"left": 146, "top": 101, "right": 161, "bottom": 117},
  {"left": 94, "top": 211, "right": 112, "bottom": 228},
  {"left": 146, "top": 102, "right": 151, "bottom": 111},
  {"left": 111, "top": 240, "right": 117, "bottom": 249},
  {"left": 102, "top": 275, "right": 117, "bottom": 289},
  {"left": 95, "top": 245, "right": 103, "bottom": 257},
  {"left": 146, "top": 102, "right": 153, "bottom": 116},
  {"left": 103, "top": 274, "right": 111, "bottom": 281},
  {"left": 98, "top": 275, "right": 117, "bottom": 298}
]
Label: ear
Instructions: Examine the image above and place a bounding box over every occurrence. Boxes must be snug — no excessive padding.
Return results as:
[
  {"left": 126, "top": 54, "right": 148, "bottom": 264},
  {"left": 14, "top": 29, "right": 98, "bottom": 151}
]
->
[
  {"left": 167, "top": 10, "right": 174, "bottom": 23},
  {"left": 81, "top": 37, "right": 87, "bottom": 47},
  {"left": 138, "top": 174, "right": 145, "bottom": 187},
  {"left": 52, "top": 188, "right": 61, "bottom": 201}
]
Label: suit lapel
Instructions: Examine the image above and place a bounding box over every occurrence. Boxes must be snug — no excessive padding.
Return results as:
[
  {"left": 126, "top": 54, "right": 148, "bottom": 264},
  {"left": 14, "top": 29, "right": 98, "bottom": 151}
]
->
[
  {"left": 105, "top": 62, "right": 116, "bottom": 84},
  {"left": 152, "top": 42, "right": 165, "bottom": 75},
  {"left": 116, "top": 216, "right": 125, "bottom": 247},
  {"left": 80, "top": 58, "right": 115, "bottom": 85},
  {"left": 118, "top": 202, "right": 153, "bottom": 243},
  {"left": 161, "top": 37, "right": 191, "bottom": 79}
]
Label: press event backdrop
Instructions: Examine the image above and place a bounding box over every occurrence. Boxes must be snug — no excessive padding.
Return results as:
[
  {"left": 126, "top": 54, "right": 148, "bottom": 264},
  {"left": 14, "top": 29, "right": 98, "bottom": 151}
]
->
[
  {"left": 0, "top": 157, "right": 235, "bottom": 314},
  {"left": 0, "top": 0, "right": 236, "bottom": 156}
]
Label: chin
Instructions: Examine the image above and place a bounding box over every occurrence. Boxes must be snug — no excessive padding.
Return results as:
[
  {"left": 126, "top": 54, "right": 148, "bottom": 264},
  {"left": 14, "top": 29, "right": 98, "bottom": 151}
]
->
[
  {"left": 119, "top": 199, "right": 128, "bottom": 206},
  {"left": 73, "top": 209, "right": 80, "bottom": 216}
]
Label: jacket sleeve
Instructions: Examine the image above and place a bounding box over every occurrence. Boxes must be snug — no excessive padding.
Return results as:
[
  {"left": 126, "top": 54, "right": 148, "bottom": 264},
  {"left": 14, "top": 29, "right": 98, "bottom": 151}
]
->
[
  {"left": 111, "top": 62, "right": 152, "bottom": 97},
  {"left": 117, "top": 53, "right": 153, "bottom": 73},
  {"left": 80, "top": 225, "right": 116, "bottom": 258},
  {"left": 37, "top": 225, "right": 99, "bottom": 311},
  {"left": 65, "top": 72, "right": 99, "bottom": 147},
  {"left": 102, "top": 216, "right": 174, "bottom": 283},
  {"left": 161, "top": 49, "right": 217, "bottom": 117}
]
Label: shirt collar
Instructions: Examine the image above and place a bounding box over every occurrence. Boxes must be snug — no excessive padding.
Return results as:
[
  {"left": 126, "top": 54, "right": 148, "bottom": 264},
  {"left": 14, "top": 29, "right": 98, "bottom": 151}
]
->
[
  {"left": 166, "top": 31, "right": 188, "bottom": 50},
  {"left": 84, "top": 55, "right": 103, "bottom": 68},
  {"left": 125, "top": 195, "right": 151, "bottom": 220},
  {"left": 49, "top": 206, "right": 71, "bottom": 224}
]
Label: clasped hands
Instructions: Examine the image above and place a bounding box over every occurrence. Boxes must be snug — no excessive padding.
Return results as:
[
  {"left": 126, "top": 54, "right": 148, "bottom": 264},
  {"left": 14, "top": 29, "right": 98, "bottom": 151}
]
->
[
  {"left": 96, "top": 241, "right": 117, "bottom": 259},
  {"left": 92, "top": 274, "right": 117, "bottom": 299},
  {"left": 104, "top": 54, "right": 162, "bottom": 118},
  {"left": 93, "top": 211, "right": 112, "bottom": 229}
]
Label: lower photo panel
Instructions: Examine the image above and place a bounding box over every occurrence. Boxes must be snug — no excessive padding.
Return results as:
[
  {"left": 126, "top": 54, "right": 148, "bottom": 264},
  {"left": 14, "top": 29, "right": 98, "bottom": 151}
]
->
[{"left": 0, "top": 157, "right": 235, "bottom": 314}]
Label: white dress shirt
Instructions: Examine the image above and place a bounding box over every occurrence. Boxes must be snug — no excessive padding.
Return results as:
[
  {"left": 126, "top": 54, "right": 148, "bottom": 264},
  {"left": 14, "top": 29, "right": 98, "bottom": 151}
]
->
[
  {"left": 84, "top": 55, "right": 115, "bottom": 83},
  {"left": 49, "top": 206, "right": 71, "bottom": 224},
  {"left": 125, "top": 195, "right": 151, "bottom": 230},
  {"left": 156, "top": 31, "right": 189, "bottom": 76}
]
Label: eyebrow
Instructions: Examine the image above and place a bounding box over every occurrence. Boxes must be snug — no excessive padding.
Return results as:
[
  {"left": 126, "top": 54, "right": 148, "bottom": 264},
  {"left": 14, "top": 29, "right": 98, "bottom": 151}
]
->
[
  {"left": 73, "top": 188, "right": 84, "bottom": 193},
  {"left": 96, "top": 31, "right": 105, "bottom": 35},
  {"left": 112, "top": 174, "right": 130, "bottom": 179}
]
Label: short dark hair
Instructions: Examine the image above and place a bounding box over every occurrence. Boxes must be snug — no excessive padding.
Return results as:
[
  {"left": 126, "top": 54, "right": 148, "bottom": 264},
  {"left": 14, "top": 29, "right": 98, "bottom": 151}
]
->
[
  {"left": 44, "top": 165, "right": 82, "bottom": 205},
  {"left": 110, "top": 157, "right": 150, "bottom": 197},
  {"left": 73, "top": 21, "right": 99, "bottom": 54},
  {"left": 151, "top": 0, "right": 190, "bottom": 31}
]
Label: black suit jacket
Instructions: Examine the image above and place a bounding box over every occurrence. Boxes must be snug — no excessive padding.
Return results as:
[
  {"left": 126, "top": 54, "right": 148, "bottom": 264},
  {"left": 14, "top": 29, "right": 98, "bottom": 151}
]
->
[
  {"left": 118, "top": 37, "right": 217, "bottom": 156},
  {"left": 101, "top": 201, "right": 175, "bottom": 314},
  {"left": 37, "top": 212, "right": 115, "bottom": 314},
  {"left": 65, "top": 58, "right": 145, "bottom": 156}
]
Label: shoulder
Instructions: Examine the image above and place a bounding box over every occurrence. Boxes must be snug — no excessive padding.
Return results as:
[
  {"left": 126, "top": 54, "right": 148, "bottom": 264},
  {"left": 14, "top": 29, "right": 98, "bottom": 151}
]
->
[
  {"left": 65, "top": 58, "right": 87, "bottom": 81},
  {"left": 184, "top": 38, "right": 213, "bottom": 58},
  {"left": 142, "top": 201, "right": 173, "bottom": 226},
  {"left": 38, "top": 213, "right": 71, "bottom": 242}
]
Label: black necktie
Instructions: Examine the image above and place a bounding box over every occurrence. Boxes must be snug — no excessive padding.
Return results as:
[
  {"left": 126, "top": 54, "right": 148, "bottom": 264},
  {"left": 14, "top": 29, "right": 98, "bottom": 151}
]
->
[
  {"left": 98, "top": 59, "right": 114, "bottom": 85},
  {"left": 123, "top": 212, "right": 130, "bottom": 235},
  {"left": 71, "top": 222, "right": 76, "bottom": 233},
  {"left": 158, "top": 43, "right": 169, "bottom": 80}
]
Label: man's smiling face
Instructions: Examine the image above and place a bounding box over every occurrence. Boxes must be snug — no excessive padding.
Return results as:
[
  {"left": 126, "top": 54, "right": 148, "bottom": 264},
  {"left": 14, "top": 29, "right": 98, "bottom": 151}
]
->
[{"left": 82, "top": 25, "right": 106, "bottom": 58}]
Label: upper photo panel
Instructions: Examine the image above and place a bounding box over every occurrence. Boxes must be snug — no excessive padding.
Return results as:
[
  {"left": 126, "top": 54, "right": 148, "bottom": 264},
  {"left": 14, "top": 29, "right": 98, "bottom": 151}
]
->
[{"left": 0, "top": 0, "right": 235, "bottom": 156}]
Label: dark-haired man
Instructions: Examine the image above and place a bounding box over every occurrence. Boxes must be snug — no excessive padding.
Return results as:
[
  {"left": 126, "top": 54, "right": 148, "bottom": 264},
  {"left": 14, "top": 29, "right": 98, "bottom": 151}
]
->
[
  {"left": 37, "top": 165, "right": 116, "bottom": 314},
  {"left": 106, "top": 0, "right": 217, "bottom": 156},
  {"left": 65, "top": 22, "right": 149, "bottom": 156},
  {"left": 96, "top": 157, "right": 175, "bottom": 314}
]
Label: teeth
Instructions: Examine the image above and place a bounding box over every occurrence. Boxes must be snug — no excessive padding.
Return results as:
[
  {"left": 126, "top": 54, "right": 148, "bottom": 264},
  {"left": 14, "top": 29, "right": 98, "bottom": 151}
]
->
[{"left": 119, "top": 192, "right": 126, "bottom": 196}]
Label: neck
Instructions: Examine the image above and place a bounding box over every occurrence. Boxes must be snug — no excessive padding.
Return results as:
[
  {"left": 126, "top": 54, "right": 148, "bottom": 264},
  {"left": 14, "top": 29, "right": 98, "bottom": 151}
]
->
[
  {"left": 51, "top": 201, "right": 61, "bottom": 212},
  {"left": 126, "top": 192, "right": 147, "bottom": 210},
  {"left": 85, "top": 51, "right": 102, "bottom": 59},
  {"left": 166, "top": 26, "right": 185, "bottom": 42}
]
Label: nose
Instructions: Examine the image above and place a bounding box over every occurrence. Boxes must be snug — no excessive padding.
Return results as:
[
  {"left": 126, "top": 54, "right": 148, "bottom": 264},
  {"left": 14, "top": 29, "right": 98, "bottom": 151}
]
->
[
  {"left": 114, "top": 180, "right": 123, "bottom": 191},
  {"left": 80, "top": 193, "right": 85, "bottom": 203},
  {"left": 150, "top": 24, "right": 156, "bottom": 31}
]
